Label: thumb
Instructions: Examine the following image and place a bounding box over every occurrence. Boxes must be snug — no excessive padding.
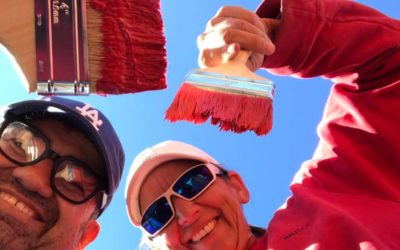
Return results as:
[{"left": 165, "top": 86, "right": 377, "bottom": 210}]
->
[
  {"left": 198, "top": 43, "right": 240, "bottom": 69},
  {"left": 246, "top": 53, "right": 265, "bottom": 72}
]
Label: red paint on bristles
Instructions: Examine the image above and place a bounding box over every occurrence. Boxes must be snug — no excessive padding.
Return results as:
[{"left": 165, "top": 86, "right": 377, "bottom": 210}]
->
[
  {"left": 89, "top": 0, "right": 166, "bottom": 94},
  {"left": 165, "top": 84, "right": 273, "bottom": 136}
]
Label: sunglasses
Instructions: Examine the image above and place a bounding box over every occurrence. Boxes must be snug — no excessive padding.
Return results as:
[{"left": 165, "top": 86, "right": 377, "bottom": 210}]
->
[
  {"left": 0, "top": 119, "right": 106, "bottom": 206},
  {"left": 141, "top": 163, "right": 227, "bottom": 236}
]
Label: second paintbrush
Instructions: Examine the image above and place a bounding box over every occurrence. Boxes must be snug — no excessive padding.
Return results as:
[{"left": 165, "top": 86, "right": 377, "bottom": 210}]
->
[
  {"left": 166, "top": 50, "right": 275, "bottom": 136},
  {"left": 0, "top": 0, "right": 166, "bottom": 95}
]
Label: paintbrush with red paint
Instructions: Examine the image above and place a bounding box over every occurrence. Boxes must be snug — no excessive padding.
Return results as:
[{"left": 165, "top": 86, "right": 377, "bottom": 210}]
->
[
  {"left": 166, "top": 50, "right": 275, "bottom": 136},
  {"left": 0, "top": 0, "right": 166, "bottom": 95}
]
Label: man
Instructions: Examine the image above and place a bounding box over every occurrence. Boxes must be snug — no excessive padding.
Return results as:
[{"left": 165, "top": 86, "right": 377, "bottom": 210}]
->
[
  {"left": 125, "top": 0, "right": 400, "bottom": 249},
  {"left": 0, "top": 96, "right": 124, "bottom": 249}
]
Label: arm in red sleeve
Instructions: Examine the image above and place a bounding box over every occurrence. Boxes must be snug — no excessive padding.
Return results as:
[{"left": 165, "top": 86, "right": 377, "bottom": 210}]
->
[
  {"left": 255, "top": 2, "right": 400, "bottom": 249},
  {"left": 255, "top": 0, "right": 400, "bottom": 201},
  {"left": 255, "top": 0, "right": 400, "bottom": 212},
  {"left": 257, "top": 0, "right": 400, "bottom": 91}
]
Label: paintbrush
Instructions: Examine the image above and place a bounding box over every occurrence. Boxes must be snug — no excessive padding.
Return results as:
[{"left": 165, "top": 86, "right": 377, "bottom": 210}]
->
[
  {"left": 0, "top": 0, "right": 166, "bottom": 95},
  {"left": 165, "top": 50, "right": 275, "bottom": 136}
]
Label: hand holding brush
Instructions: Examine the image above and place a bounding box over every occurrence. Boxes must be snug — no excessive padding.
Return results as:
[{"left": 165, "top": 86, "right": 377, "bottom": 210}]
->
[{"left": 166, "top": 6, "right": 280, "bottom": 135}]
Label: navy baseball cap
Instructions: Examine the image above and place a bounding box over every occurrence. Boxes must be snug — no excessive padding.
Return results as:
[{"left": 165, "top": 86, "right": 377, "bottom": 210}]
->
[{"left": 0, "top": 96, "right": 125, "bottom": 216}]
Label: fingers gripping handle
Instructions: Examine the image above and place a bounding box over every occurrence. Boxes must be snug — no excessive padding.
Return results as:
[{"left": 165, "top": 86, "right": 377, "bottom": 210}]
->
[{"left": 205, "top": 50, "right": 263, "bottom": 80}]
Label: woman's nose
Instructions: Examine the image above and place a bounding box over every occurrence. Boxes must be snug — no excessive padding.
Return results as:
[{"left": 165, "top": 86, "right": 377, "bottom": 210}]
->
[{"left": 172, "top": 197, "right": 201, "bottom": 226}]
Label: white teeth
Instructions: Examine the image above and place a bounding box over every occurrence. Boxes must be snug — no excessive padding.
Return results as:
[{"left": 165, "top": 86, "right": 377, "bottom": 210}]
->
[
  {"left": 192, "top": 219, "right": 216, "bottom": 243},
  {"left": 0, "top": 191, "right": 37, "bottom": 219},
  {"left": 0, "top": 191, "right": 17, "bottom": 205},
  {"left": 15, "top": 201, "right": 36, "bottom": 218}
]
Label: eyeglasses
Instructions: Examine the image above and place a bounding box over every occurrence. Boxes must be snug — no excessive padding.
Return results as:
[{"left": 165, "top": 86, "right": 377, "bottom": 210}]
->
[
  {"left": 140, "top": 163, "right": 227, "bottom": 236},
  {"left": 0, "top": 120, "right": 105, "bottom": 205}
]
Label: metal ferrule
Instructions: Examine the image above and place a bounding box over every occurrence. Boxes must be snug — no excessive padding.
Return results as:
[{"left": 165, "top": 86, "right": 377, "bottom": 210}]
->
[
  {"left": 186, "top": 69, "right": 275, "bottom": 99},
  {"left": 34, "top": 0, "right": 91, "bottom": 95},
  {"left": 37, "top": 81, "right": 90, "bottom": 95}
]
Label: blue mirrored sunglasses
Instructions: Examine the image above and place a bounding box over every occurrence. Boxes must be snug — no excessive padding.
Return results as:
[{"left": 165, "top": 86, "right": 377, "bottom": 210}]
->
[{"left": 140, "top": 163, "right": 227, "bottom": 235}]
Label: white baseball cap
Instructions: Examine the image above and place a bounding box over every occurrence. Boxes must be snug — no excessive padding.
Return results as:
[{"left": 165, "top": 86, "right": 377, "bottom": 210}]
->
[{"left": 125, "top": 140, "right": 218, "bottom": 227}]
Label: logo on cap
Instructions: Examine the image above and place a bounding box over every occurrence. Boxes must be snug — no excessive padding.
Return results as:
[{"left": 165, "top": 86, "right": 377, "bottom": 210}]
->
[{"left": 75, "top": 104, "right": 103, "bottom": 131}]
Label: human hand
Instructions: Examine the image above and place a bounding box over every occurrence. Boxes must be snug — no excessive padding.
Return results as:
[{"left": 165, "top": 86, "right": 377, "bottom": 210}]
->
[{"left": 197, "top": 6, "right": 280, "bottom": 72}]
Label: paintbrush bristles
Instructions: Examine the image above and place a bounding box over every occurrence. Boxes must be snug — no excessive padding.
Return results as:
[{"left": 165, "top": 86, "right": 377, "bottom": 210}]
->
[
  {"left": 0, "top": 0, "right": 166, "bottom": 95},
  {"left": 88, "top": 0, "right": 167, "bottom": 95},
  {"left": 165, "top": 50, "right": 274, "bottom": 135},
  {"left": 0, "top": 0, "right": 36, "bottom": 92},
  {"left": 166, "top": 83, "right": 273, "bottom": 135},
  {"left": 86, "top": 4, "right": 103, "bottom": 92}
]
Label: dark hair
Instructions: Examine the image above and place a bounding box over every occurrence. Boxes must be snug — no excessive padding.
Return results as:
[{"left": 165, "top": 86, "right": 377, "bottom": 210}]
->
[{"left": 250, "top": 225, "right": 266, "bottom": 237}]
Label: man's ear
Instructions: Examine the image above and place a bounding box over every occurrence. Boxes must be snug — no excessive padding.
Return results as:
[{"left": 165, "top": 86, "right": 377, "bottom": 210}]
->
[
  {"left": 227, "top": 171, "right": 250, "bottom": 204},
  {"left": 78, "top": 220, "right": 100, "bottom": 249}
]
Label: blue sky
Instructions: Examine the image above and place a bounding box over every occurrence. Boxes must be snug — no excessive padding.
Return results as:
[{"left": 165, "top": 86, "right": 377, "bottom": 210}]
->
[{"left": 0, "top": 1, "right": 398, "bottom": 249}]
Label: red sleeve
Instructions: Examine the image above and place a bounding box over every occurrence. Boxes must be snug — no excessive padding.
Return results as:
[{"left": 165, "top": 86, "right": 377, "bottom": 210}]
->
[
  {"left": 254, "top": 2, "right": 400, "bottom": 248},
  {"left": 257, "top": 0, "right": 400, "bottom": 91},
  {"left": 256, "top": 0, "right": 400, "bottom": 201}
]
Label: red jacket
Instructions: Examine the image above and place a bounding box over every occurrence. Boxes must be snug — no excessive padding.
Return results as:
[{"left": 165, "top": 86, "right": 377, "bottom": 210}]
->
[{"left": 253, "top": 0, "right": 400, "bottom": 249}]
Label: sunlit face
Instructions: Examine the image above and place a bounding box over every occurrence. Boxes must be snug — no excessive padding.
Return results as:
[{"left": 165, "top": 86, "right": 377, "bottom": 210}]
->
[
  {"left": 0, "top": 118, "right": 102, "bottom": 249},
  {"left": 139, "top": 160, "right": 256, "bottom": 250}
]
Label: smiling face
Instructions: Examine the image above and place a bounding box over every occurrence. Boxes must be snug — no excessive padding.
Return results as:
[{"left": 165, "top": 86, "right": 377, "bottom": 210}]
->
[
  {"left": 0, "top": 118, "right": 102, "bottom": 249},
  {"left": 139, "top": 160, "right": 256, "bottom": 250}
]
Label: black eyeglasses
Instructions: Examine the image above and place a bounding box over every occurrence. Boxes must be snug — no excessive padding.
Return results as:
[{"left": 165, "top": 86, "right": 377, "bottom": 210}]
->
[
  {"left": 0, "top": 120, "right": 105, "bottom": 205},
  {"left": 140, "top": 163, "right": 227, "bottom": 236}
]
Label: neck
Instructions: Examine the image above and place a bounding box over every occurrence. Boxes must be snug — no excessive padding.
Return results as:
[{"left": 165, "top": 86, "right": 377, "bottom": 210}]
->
[{"left": 247, "top": 234, "right": 258, "bottom": 248}]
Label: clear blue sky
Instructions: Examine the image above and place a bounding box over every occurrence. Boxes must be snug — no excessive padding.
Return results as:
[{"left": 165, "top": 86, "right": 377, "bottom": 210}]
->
[{"left": 0, "top": 1, "right": 398, "bottom": 249}]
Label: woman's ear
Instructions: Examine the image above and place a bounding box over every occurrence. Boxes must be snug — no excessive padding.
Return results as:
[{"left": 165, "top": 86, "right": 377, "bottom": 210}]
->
[{"left": 227, "top": 171, "right": 250, "bottom": 204}]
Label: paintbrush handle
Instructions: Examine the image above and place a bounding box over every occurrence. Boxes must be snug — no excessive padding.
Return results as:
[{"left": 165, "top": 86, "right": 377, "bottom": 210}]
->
[
  {"left": 204, "top": 50, "right": 266, "bottom": 81},
  {"left": 1, "top": 0, "right": 94, "bottom": 95},
  {"left": 0, "top": 0, "right": 36, "bottom": 91},
  {"left": 227, "top": 50, "right": 251, "bottom": 64}
]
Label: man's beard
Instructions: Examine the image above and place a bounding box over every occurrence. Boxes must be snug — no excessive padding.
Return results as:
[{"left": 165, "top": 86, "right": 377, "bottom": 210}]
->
[{"left": 0, "top": 219, "right": 35, "bottom": 250}]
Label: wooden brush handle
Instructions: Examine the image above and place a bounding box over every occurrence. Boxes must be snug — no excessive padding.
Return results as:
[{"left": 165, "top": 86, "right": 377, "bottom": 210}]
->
[
  {"left": 0, "top": 0, "right": 36, "bottom": 91},
  {"left": 203, "top": 50, "right": 266, "bottom": 81}
]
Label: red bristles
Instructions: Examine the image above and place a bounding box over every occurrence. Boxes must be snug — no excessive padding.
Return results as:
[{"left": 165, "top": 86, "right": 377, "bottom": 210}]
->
[
  {"left": 89, "top": 0, "right": 166, "bottom": 94},
  {"left": 165, "top": 84, "right": 273, "bottom": 136}
]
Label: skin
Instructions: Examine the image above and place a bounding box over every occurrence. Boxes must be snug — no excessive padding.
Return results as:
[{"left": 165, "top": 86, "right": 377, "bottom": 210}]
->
[
  {"left": 138, "top": 7, "right": 279, "bottom": 249},
  {"left": 197, "top": 6, "right": 280, "bottom": 71},
  {"left": 139, "top": 160, "right": 256, "bottom": 250},
  {"left": 0, "top": 118, "right": 102, "bottom": 250}
]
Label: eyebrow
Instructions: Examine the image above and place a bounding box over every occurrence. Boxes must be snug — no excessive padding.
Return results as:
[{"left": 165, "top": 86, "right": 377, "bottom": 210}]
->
[{"left": 34, "top": 119, "right": 105, "bottom": 177}]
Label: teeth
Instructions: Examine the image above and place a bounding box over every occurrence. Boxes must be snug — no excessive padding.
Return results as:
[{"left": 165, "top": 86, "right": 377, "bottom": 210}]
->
[
  {"left": 15, "top": 201, "right": 36, "bottom": 218},
  {"left": 0, "top": 191, "right": 37, "bottom": 219},
  {"left": 192, "top": 219, "right": 216, "bottom": 243},
  {"left": 0, "top": 191, "right": 17, "bottom": 205}
]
